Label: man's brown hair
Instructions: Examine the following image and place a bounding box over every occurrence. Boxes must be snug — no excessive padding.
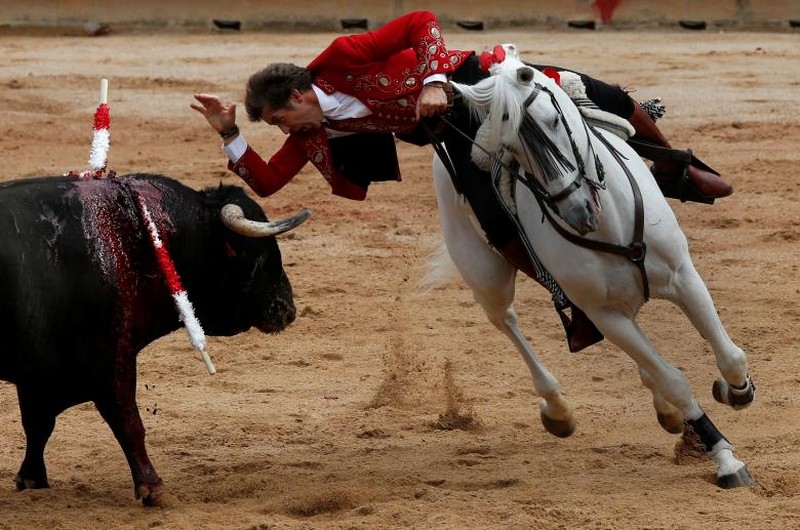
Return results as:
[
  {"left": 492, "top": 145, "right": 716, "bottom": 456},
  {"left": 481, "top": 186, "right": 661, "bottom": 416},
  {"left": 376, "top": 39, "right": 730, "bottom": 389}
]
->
[{"left": 245, "top": 63, "right": 313, "bottom": 122}]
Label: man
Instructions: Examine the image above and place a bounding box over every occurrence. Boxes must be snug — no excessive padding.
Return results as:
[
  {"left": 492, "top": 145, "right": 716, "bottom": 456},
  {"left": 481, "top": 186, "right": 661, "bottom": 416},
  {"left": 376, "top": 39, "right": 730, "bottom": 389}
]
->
[{"left": 191, "top": 10, "right": 731, "bottom": 351}]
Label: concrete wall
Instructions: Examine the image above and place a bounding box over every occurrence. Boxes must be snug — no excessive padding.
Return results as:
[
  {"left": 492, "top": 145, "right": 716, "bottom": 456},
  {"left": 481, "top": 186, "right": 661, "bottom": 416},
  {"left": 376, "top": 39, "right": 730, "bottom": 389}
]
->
[{"left": 1, "top": 0, "right": 797, "bottom": 30}]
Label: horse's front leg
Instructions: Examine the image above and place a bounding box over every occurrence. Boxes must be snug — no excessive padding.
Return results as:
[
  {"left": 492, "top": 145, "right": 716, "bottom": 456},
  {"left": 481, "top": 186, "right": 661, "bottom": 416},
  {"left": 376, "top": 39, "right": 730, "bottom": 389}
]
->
[
  {"left": 433, "top": 158, "right": 574, "bottom": 437},
  {"left": 585, "top": 307, "right": 752, "bottom": 488},
  {"left": 479, "top": 293, "right": 576, "bottom": 438},
  {"left": 638, "top": 366, "right": 684, "bottom": 434},
  {"left": 671, "top": 260, "right": 755, "bottom": 410}
]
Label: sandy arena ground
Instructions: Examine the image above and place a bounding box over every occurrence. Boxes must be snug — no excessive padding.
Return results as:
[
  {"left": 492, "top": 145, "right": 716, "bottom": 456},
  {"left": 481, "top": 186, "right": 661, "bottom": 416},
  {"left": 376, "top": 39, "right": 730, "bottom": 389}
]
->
[{"left": 1, "top": 25, "right": 800, "bottom": 530}]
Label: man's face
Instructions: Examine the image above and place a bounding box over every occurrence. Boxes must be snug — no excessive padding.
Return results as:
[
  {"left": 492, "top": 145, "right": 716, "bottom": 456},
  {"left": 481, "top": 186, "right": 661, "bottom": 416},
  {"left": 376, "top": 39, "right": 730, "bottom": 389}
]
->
[{"left": 260, "top": 89, "right": 323, "bottom": 134}]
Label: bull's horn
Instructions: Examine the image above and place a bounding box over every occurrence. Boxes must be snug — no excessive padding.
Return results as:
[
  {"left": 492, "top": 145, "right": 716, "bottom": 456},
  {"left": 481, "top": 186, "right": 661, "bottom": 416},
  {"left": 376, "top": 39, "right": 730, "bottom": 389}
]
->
[{"left": 220, "top": 204, "right": 311, "bottom": 237}]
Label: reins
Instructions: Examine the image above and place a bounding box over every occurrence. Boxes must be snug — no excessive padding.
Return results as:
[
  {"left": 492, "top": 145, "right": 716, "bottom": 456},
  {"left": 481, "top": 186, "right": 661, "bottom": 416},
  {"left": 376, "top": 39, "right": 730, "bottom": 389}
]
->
[
  {"left": 426, "top": 81, "right": 651, "bottom": 301},
  {"left": 520, "top": 131, "right": 650, "bottom": 301}
]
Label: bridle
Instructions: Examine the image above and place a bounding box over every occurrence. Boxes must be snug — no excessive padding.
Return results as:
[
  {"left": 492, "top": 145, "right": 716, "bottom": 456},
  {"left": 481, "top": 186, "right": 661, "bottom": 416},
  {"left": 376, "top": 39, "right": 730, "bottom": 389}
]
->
[
  {"left": 427, "top": 78, "right": 651, "bottom": 300},
  {"left": 514, "top": 82, "right": 650, "bottom": 300},
  {"left": 513, "top": 83, "right": 606, "bottom": 214}
]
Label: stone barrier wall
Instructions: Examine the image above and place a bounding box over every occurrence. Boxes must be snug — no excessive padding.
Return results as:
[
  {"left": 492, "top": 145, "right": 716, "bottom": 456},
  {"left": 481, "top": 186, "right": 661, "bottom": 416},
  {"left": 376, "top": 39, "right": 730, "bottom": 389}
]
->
[{"left": 0, "top": 0, "right": 797, "bottom": 31}]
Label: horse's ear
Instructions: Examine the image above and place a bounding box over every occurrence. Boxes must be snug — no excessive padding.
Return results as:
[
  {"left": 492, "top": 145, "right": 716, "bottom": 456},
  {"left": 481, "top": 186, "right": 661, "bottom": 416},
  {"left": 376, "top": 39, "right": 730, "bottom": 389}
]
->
[{"left": 517, "top": 66, "right": 534, "bottom": 85}]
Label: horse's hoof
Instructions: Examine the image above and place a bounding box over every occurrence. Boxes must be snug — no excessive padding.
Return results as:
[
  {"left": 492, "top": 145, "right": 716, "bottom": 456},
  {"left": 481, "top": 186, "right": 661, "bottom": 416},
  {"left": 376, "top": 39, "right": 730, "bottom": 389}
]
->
[
  {"left": 540, "top": 410, "right": 576, "bottom": 438},
  {"left": 712, "top": 376, "right": 755, "bottom": 410},
  {"left": 717, "top": 466, "right": 753, "bottom": 489},
  {"left": 657, "top": 411, "right": 684, "bottom": 434}
]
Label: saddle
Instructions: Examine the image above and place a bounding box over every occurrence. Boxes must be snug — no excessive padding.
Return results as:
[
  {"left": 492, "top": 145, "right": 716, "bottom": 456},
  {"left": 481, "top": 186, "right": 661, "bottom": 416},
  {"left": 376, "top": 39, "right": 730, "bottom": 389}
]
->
[{"left": 558, "top": 70, "right": 720, "bottom": 205}]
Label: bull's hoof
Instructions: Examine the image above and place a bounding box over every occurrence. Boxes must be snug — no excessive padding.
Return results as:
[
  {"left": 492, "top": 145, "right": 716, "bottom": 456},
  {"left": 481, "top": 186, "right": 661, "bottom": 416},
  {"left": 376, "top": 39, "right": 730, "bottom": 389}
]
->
[
  {"left": 137, "top": 484, "right": 176, "bottom": 508},
  {"left": 657, "top": 411, "right": 685, "bottom": 434},
  {"left": 540, "top": 410, "right": 576, "bottom": 438},
  {"left": 14, "top": 473, "right": 49, "bottom": 491},
  {"left": 712, "top": 376, "right": 755, "bottom": 410},
  {"left": 717, "top": 466, "right": 753, "bottom": 489}
]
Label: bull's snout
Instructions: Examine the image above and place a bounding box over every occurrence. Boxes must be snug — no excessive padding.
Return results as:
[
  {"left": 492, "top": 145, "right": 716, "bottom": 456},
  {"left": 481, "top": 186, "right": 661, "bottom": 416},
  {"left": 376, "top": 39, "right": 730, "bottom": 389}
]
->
[{"left": 255, "top": 277, "right": 297, "bottom": 333}]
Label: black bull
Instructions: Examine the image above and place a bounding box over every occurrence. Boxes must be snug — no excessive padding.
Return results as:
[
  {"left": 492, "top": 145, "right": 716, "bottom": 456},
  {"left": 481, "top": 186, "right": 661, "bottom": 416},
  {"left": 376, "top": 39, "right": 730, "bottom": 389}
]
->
[{"left": 0, "top": 173, "right": 306, "bottom": 506}]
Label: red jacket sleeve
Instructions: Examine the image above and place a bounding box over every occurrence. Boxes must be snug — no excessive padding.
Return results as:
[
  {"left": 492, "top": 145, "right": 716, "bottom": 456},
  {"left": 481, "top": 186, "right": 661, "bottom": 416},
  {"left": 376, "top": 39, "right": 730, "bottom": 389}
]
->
[
  {"left": 227, "top": 134, "right": 370, "bottom": 201},
  {"left": 308, "top": 11, "right": 456, "bottom": 79},
  {"left": 228, "top": 137, "right": 307, "bottom": 197}
]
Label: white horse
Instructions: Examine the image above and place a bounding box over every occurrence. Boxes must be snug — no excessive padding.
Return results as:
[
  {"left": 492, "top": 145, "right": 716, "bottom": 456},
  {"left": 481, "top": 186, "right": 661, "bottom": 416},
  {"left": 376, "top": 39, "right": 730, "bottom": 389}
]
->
[{"left": 430, "top": 44, "right": 754, "bottom": 488}]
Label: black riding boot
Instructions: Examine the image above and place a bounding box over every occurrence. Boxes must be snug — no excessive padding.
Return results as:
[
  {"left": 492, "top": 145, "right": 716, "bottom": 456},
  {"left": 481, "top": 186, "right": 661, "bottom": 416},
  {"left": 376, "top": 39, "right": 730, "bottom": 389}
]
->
[{"left": 627, "top": 101, "right": 733, "bottom": 200}]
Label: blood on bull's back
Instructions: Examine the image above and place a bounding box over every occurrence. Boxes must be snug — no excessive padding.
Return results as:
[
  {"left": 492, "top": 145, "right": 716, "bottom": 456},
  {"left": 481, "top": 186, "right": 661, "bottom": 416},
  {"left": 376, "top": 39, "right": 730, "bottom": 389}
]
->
[{"left": 0, "top": 176, "right": 154, "bottom": 382}]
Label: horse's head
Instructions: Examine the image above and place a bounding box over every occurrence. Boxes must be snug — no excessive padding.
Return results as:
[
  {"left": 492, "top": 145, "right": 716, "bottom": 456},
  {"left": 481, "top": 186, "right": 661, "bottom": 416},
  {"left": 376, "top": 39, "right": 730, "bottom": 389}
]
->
[{"left": 455, "top": 44, "right": 602, "bottom": 235}]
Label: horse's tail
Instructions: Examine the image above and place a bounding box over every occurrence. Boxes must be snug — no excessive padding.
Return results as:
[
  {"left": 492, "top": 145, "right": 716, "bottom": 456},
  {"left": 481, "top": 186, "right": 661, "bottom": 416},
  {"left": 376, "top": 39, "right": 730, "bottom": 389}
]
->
[{"left": 417, "top": 240, "right": 460, "bottom": 293}]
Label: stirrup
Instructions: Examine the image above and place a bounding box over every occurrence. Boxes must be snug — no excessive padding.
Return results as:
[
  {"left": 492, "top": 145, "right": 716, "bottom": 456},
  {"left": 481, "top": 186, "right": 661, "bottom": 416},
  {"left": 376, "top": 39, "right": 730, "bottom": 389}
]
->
[
  {"left": 557, "top": 305, "right": 604, "bottom": 353},
  {"left": 628, "top": 139, "right": 718, "bottom": 205},
  {"left": 651, "top": 154, "right": 716, "bottom": 205}
]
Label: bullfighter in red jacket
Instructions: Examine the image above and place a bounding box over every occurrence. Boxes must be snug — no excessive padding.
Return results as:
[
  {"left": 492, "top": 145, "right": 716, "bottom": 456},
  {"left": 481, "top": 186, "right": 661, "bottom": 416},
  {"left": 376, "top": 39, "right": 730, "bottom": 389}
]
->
[
  {"left": 191, "top": 11, "right": 730, "bottom": 202},
  {"left": 191, "top": 10, "right": 731, "bottom": 351}
]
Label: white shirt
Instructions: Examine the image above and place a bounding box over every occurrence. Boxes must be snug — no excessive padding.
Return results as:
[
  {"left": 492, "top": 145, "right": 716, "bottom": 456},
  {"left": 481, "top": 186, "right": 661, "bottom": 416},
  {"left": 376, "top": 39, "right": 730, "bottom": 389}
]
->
[{"left": 224, "top": 75, "right": 447, "bottom": 164}]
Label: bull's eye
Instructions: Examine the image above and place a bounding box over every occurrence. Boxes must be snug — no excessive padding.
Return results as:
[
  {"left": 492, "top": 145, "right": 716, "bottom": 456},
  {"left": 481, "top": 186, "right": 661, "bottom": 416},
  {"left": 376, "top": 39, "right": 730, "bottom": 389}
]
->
[{"left": 224, "top": 241, "right": 238, "bottom": 258}]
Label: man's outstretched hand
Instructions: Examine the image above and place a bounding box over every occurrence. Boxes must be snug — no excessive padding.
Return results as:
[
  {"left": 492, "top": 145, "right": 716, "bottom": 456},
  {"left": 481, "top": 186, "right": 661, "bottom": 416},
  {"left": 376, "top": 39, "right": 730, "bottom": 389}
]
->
[{"left": 191, "top": 93, "right": 237, "bottom": 135}]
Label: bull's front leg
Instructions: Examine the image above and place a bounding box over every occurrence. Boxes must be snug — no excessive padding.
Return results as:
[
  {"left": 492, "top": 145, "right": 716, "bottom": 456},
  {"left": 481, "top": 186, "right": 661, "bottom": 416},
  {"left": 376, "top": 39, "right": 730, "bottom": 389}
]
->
[
  {"left": 94, "top": 357, "right": 172, "bottom": 507},
  {"left": 15, "top": 385, "right": 58, "bottom": 490}
]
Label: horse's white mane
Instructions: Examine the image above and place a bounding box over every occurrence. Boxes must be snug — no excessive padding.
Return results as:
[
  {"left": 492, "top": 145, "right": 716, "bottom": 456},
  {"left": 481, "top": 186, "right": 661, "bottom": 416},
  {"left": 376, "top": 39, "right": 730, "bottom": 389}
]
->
[{"left": 451, "top": 50, "right": 533, "bottom": 151}]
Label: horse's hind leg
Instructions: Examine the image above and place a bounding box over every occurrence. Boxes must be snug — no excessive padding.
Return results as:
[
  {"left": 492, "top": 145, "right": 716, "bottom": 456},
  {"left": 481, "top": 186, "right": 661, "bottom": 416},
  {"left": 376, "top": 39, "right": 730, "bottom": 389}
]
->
[
  {"left": 433, "top": 159, "right": 574, "bottom": 437},
  {"left": 670, "top": 261, "right": 754, "bottom": 409},
  {"left": 586, "top": 308, "right": 751, "bottom": 487}
]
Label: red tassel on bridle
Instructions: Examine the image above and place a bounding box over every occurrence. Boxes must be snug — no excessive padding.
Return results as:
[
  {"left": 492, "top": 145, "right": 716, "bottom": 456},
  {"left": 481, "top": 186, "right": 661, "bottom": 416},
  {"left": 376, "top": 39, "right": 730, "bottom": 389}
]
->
[{"left": 479, "top": 44, "right": 507, "bottom": 73}]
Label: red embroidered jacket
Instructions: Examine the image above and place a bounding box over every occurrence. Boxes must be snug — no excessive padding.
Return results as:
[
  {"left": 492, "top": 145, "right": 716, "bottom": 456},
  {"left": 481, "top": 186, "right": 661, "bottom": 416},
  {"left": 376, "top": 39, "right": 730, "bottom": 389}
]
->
[{"left": 229, "top": 11, "right": 472, "bottom": 200}]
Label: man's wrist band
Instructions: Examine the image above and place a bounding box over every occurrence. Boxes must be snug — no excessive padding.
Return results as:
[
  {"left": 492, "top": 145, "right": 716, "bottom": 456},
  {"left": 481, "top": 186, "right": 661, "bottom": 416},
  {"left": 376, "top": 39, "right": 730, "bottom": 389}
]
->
[
  {"left": 425, "top": 81, "right": 446, "bottom": 89},
  {"left": 219, "top": 125, "right": 239, "bottom": 139}
]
